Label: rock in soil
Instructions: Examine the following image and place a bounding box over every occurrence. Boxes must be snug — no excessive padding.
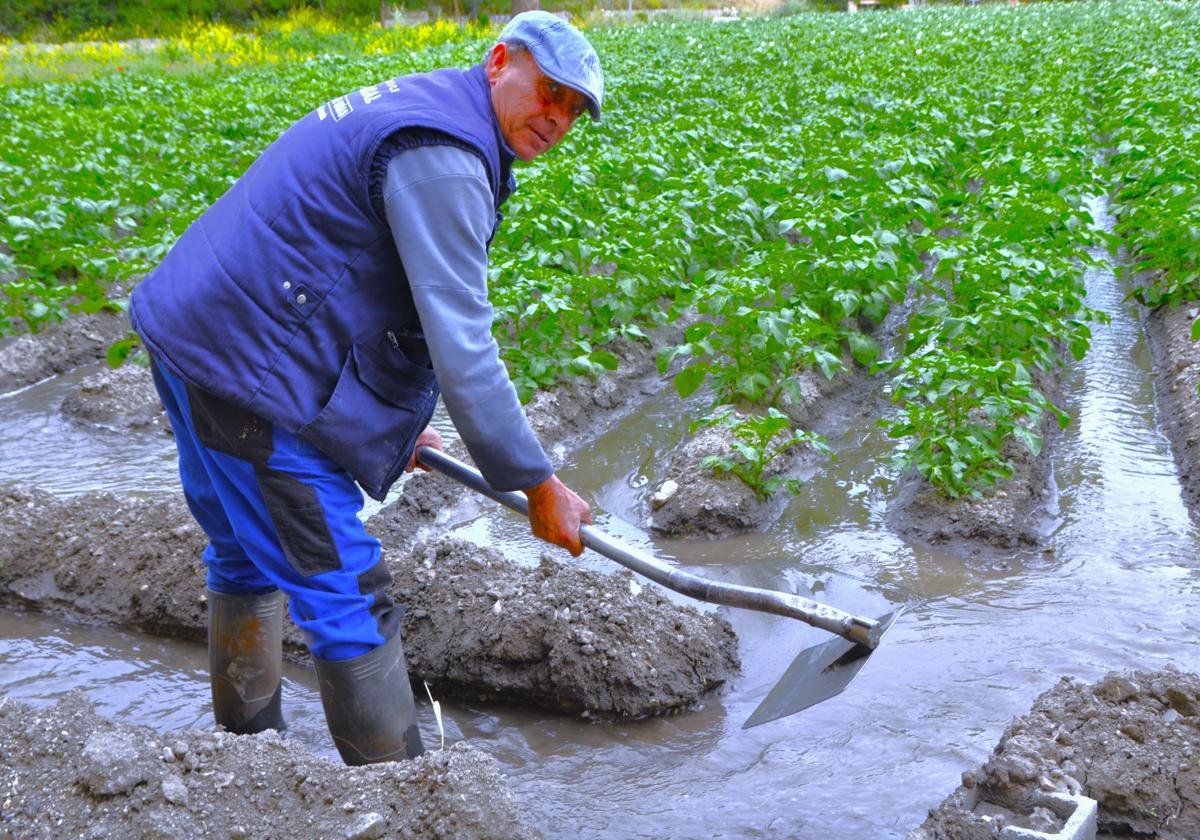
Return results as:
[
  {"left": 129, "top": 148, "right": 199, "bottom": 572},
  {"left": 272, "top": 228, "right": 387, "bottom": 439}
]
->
[
  {"left": 0, "top": 489, "right": 740, "bottom": 718},
  {"left": 0, "top": 692, "right": 538, "bottom": 840},
  {"left": 393, "top": 537, "right": 741, "bottom": 718},
  {"left": 910, "top": 668, "right": 1200, "bottom": 839},
  {"left": 59, "top": 359, "right": 168, "bottom": 433},
  {"left": 0, "top": 311, "right": 128, "bottom": 393}
]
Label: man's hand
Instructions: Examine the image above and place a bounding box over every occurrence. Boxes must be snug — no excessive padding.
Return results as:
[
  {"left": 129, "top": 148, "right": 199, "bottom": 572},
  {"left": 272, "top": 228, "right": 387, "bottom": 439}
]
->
[
  {"left": 406, "top": 425, "right": 443, "bottom": 472},
  {"left": 525, "top": 474, "right": 592, "bottom": 557}
]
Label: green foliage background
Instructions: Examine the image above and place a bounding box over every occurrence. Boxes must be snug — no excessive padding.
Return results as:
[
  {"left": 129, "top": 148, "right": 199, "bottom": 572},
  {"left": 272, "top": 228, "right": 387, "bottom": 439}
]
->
[{"left": 2, "top": 1, "right": 1198, "bottom": 499}]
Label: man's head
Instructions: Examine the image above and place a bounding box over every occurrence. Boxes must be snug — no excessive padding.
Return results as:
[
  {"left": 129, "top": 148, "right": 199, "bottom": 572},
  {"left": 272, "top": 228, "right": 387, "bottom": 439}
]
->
[{"left": 485, "top": 11, "right": 603, "bottom": 162}]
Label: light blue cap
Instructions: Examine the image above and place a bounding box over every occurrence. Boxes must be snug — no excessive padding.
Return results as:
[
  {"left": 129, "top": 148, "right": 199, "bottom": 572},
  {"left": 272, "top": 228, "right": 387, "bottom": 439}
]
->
[{"left": 498, "top": 11, "right": 604, "bottom": 122}]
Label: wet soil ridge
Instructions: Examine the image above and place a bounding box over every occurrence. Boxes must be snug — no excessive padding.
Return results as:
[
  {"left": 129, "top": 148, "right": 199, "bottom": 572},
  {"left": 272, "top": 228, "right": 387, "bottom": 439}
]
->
[
  {"left": 0, "top": 487, "right": 209, "bottom": 641},
  {"left": 0, "top": 692, "right": 539, "bottom": 840},
  {"left": 1139, "top": 291, "right": 1200, "bottom": 520},
  {"left": 0, "top": 489, "right": 739, "bottom": 718},
  {"left": 911, "top": 668, "right": 1200, "bottom": 840},
  {"left": 885, "top": 402, "right": 1059, "bottom": 555},
  {"left": 884, "top": 224, "right": 1064, "bottom": 555},
  {"left": 392, "top": 537, "right": 741, "bottom": 718},
  {"left": 59, "top": 359, "right": 168, "bottom": 432},
  {"left": 0, "top": 311, "right": 127, "bottom": 393},
  {"left": 649, "top": 353, "right": 875, "bottom": 540}
]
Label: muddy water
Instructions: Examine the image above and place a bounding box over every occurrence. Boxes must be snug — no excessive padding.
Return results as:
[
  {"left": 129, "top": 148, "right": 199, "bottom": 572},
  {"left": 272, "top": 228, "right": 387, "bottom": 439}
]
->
[{"left": 4, "top": 194, "right": 1200, "bottom": 837}]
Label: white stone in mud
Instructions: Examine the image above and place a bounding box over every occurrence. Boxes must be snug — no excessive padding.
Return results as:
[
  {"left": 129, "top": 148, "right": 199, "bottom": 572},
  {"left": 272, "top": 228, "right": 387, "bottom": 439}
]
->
[
  {"left": 78, "top": 730, "right": 147, "bottom": 796},
  {"left": 650, "top": 479, "right": 678, "bottom": 509},
  {"left": 344, "top": 812, "right": 386, "bottom": 840},
  {"left": 161, "top": 774, "right": 189, "bottom": 807}
]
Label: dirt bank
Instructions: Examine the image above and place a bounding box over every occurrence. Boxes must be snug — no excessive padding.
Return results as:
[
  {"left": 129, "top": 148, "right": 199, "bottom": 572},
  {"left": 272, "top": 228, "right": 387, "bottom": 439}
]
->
[
  {"left": 910, "top": 668, "right": 1200, "bottom": 839},
  {"left": 647, "top": 363, "right": 876, "bottom": 539},
  {"left": 393, "top": 537, "right": 739, "bottom": 718},
  {"left": 0, "top": 311, "right": 128, "bottom": 393},
  {"left": 0, "top": 691, "right": 537, "bottom": 840},
  {"left": 885, "top": 373, "right": 1062, "bottom": 557},
  {"left": 0, "top": 488, "right": 739, "bottom": 718},
  {"left": 59, "top": 358, "right": 168, "bottom": 433},
  {"left": 1141, "top": 296, "right": 1200, "bottom": 520}
]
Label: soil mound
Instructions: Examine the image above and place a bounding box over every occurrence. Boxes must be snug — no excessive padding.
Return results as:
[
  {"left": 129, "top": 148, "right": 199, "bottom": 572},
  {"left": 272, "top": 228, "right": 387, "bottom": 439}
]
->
[
  {"left": 0, "top": 692, "right": 537, "bottom": 840},
  {"left": 648, "top": 422, "right": 785, "bottom": 538},
  {"left": 887, "top": 379, "right": 1060, "bottom": 555},
  {"left": 0, "top": 311, "right": 128, "bottom": 392},
  {"left": 393, "top": 537, "right": 741, "bottom": 718},
  {"left": 0, "top": 486, "right": 208, "bottom": 640},
  {"left": 911, "top": 668, "right": 1200, "bottom": 839},
  {"left": 59, "top": 360, "right": 167, "bottom": 432}
]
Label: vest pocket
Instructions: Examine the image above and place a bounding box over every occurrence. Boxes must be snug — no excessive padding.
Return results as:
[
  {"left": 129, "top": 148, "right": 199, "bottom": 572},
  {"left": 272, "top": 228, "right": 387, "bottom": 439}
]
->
[{"left": 298, "top": 333, "right": 438, "bottom": 501}]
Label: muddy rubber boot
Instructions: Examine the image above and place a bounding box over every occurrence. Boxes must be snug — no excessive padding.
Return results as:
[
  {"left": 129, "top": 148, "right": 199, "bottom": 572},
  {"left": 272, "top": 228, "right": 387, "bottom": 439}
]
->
[
  {"left": 207, "top": 588, "right": 285, "bottom": 734},
  {"left": 313, "top": 631, "right": 425, "bottom": 765}
]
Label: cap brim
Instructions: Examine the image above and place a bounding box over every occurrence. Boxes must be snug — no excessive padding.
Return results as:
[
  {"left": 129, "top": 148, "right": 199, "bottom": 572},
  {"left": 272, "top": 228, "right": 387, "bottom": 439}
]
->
[{"left": 526, "top": 46, "right": 602, "bottom": 122}]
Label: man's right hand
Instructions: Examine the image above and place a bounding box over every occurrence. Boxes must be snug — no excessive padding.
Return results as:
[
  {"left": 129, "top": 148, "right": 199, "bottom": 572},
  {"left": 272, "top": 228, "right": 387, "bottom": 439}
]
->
[{"left": 525, "top": 474, "right": 592, "bottom": 557}]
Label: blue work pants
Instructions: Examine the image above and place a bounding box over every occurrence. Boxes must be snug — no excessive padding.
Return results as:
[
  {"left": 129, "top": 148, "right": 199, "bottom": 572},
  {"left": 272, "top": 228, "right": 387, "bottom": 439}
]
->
[{"left": 149, "top": 358, "right": 399, "bottom": 661}]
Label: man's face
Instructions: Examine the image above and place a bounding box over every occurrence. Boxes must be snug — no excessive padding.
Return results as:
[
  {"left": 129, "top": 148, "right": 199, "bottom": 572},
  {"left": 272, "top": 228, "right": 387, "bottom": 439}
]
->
[{"left": 485, "top": 43, "right": 589, "bottom": 162}]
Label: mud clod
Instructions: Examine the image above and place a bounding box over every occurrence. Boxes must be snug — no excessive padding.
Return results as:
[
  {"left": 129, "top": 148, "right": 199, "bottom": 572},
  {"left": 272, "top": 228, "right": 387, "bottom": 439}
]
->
[
  {"left": 0, "top": 693, "right": 538, "bottom": 840},
  {"left": 59, "top": 360, "right": 167, "bottom": 432}
]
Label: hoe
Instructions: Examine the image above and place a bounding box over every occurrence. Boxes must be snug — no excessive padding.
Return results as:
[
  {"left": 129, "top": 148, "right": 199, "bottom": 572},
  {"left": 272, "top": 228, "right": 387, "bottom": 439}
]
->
[{"left": 417, "top": 447, "right": 905, "bottom": 728}]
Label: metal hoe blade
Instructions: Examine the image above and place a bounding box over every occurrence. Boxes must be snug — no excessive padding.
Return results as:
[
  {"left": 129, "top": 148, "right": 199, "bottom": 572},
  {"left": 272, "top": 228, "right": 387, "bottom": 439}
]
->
[{"left": 743, "top": 607, "right": 906, "bottom": 729}]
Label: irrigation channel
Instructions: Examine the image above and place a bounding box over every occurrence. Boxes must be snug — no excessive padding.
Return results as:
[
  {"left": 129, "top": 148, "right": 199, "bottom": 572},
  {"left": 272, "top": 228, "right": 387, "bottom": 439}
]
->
[{"left": 3, "top": 195, "right": 1200, "bottom": 838}]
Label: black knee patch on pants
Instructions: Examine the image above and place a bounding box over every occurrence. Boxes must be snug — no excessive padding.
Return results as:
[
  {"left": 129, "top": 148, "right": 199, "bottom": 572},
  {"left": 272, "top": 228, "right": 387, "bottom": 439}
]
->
[
  {"left": 357, "top": 558, "right": 401, "bottom": 642},
  {"left": 255, "top": 466, "right": 341, "bottom": 577}
]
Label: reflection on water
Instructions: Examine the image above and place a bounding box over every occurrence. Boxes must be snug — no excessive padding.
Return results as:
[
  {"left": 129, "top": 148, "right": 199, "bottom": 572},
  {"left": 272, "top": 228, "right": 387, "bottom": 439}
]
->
[{"left": 3, "top": 196, "right": 1200, "bottom": 838}]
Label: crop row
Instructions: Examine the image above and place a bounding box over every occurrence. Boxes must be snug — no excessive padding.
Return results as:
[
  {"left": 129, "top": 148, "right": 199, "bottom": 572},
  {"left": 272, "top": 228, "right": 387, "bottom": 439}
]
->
[{"left": 3, "top": 3, "right": 1199, "bottom": 500}]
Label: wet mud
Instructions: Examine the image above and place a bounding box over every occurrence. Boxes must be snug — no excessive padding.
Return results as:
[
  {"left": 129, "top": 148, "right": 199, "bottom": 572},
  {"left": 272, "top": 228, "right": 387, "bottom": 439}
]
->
[
  {"left": 394, "top": 537, "right": 739, "bottom": 718},
  {"left": 911, "top": 669, "right": 1200, "bottom": 840},
  {"left": 0, "top": 691, "right": 536, "bottom": 840},
  {"left": 1141, "top": 293, "right": 1200, "bottom": 520},
  {"left": 0, "top": 488, "right": 739, "bottom": 719},
  {"left": 58, "top": 358, "right": 168, "bottom": 433},
  {"left": 885, "top": 408, "right": 1060, "bottom": 556},
  {"left": 0, "top": 311, "right": 128, "bottom": 392},
  {"left": 0, "top": 487, "right": 210, "bottom": 641}
]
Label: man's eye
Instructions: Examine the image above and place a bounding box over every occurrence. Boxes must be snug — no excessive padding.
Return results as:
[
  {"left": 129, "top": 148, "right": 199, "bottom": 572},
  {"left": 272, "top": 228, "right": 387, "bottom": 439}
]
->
[{"left": 548, "top": 82, "right": 560, "bottom": 94}]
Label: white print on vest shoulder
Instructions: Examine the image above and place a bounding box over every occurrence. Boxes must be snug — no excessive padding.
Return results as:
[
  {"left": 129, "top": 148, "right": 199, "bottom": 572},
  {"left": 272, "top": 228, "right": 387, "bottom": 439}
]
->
[
  {"left": 384, "top": 78, "right": 400, "bottom": 94},
  {"left": 321, "top": 95, "right": 353, "bottom": 121},
  {"left": 360, "top": 85, "right": 383, "bottom": 105}
]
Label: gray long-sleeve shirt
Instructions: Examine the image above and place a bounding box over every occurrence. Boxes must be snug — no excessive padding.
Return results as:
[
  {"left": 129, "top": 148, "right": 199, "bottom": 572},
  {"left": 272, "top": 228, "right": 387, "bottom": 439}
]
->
[{"left": 383, "top": 143, "right": 553, "bottom": 492}]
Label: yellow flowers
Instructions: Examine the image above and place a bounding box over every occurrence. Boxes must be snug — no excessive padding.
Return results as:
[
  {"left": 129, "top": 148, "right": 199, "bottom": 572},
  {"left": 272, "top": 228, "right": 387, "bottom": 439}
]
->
[{"left": 2, "top": 12, "right": 490, "bottom": 83}]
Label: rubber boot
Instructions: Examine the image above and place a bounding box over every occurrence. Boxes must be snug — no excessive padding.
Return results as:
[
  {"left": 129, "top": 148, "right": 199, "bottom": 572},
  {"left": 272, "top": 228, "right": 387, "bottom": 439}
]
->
[
  {"left": 207, "top": 588, "right": 285, "bottom": 734},
  {"left": 313, "top": 631, "right": 425, "bottom": 765}
]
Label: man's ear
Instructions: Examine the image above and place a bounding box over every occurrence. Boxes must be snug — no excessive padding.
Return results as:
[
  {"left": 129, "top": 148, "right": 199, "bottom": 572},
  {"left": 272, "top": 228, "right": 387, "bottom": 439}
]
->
[{"left": 485, "top": 42, "right": 508, "bottom": 82}]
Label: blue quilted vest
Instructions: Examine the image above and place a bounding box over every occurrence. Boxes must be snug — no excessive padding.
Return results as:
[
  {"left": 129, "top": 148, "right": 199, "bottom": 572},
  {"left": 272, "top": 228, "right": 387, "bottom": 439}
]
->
[{"left": 131, "top": 64, "right": 514, "bottom": 501}]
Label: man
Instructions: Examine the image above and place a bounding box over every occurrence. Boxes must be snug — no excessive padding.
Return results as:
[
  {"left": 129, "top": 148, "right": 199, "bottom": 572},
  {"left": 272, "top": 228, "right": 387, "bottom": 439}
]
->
[{"left": 130, "top": 11, "right": 602, "bottom": 766}]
